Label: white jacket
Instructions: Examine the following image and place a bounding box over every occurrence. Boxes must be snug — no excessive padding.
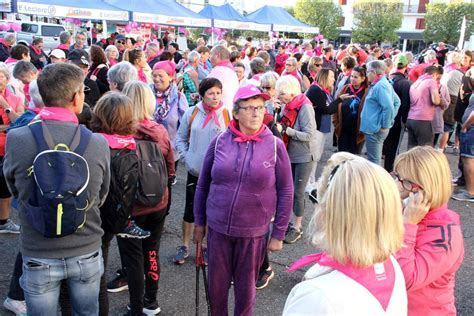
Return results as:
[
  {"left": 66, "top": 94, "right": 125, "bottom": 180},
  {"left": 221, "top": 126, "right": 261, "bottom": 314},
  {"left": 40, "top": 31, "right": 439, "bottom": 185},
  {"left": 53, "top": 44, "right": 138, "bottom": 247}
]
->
[{"left": 283, "top": 256, "right": 407, "bottom": 316}]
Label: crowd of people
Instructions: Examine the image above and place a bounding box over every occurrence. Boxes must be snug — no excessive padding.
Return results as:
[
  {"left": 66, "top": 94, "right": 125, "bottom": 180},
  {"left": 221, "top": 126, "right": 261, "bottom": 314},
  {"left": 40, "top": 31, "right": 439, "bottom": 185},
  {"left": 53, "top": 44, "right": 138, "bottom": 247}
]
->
[{"left": 0, "top": 29, "right": 469, "bottom": 316}]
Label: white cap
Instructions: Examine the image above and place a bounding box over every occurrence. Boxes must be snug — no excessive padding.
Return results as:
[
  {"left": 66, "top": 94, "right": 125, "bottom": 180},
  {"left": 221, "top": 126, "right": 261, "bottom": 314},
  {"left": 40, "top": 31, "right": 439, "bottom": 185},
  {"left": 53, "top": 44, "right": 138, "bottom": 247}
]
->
[{"left": 50, "top": 49, "right": 66, "bottom": 59}]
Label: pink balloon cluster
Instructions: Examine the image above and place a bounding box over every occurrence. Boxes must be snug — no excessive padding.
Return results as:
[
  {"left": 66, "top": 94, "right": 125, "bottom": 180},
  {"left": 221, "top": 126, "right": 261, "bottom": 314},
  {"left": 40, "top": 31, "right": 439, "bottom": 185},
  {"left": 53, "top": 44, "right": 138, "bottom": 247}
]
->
[
  {"left": 0, "top": 22, "right": 21, "bottom": 32},
  {"left": 314, "top": 34, "right": 324, "bottom": 41},
  {"left": 64, "top": 18, "right": 82, "bottom": 26},
  {"left": 205, "top": 27, "right": 225, "bottom": 36},
  {"left": 178, "top": 27, "right": 189, "bottom": 36},
  {"left": 124, "top": 21, "right": 143, "bottom": 33},
  {"left": 271, "top": 31, "right": 279, "bottom": 38}
]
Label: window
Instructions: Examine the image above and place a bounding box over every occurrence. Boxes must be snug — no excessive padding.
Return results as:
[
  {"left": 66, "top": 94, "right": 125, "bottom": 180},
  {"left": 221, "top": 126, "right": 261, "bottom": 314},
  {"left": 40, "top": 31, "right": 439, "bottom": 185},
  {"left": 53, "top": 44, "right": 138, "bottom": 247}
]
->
[
  {"left": 415, "top": 18, "right": 425, "bottom": 30},
  {"left": 21, "top": 23, "right": 38, "bottom": 33},
  {"left": 339, "top": 17, "right": 345, "bottom": 27},
  {"left": 41, "top": 25, "right": 64, "bottom": 37},
  {"left": 418, "top": 0, "right": 429, "bottom": 13}
]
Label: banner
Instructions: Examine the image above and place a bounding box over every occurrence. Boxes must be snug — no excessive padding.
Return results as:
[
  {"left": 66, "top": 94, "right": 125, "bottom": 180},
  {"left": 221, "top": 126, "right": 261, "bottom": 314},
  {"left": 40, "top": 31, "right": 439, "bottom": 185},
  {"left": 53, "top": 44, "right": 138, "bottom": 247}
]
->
[
  {"left": 213, "top": 19, "right": 270, "bottom": 32},
  {"left": 0, "top": 0, "right": 12, "bottom": 12},
  {"left": 17, "top": 2, "right": 129, "bottom": 21},
  {"left": 133, "top": 12, "right": 211, "bottom": 28}
]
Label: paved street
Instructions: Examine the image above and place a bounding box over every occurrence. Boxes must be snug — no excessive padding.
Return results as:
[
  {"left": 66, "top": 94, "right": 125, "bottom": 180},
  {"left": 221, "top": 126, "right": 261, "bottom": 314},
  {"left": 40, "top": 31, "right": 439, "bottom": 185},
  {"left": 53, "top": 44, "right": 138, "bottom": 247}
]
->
[{"left": 1, "top": 135, "right": 473, "bottom": 316}]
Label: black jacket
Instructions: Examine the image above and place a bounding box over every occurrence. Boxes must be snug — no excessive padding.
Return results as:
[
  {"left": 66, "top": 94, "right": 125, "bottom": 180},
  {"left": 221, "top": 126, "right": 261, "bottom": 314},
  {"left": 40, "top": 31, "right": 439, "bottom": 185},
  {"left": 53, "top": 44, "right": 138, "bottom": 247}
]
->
[
  {"left": 306, "top": 85, "right": 340, "bottom": 131},
  {"left": 29, "top": 46, "right": 47, "bottom": 70},
  {"left": 148, "top": 56, "right": 160, "bottom": 70},
  {"left": 84, "top": 77, "right": 100, "bottom": 108},
  {"left": 0, "top": 43, "right": 10, "bottom": 62},
  {"left": 389, "top": 72, "right": 411, "bottom": 124},
  {"left": 88, "top": 63, "right": 110, "bottom": 96}
]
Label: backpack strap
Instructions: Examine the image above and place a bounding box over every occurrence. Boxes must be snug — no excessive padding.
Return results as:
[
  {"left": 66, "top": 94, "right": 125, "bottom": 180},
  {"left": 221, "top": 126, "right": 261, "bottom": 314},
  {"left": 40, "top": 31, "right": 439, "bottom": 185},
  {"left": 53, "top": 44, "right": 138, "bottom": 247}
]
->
[
  {"left": 187, "top": 106, "right": 199, "bottom": 144},
  {"left": 223, "top": 108, "right": 231, "bottom": 127},
  {"left": 29, "top": 122, "right": 91, "bottom": 155}
]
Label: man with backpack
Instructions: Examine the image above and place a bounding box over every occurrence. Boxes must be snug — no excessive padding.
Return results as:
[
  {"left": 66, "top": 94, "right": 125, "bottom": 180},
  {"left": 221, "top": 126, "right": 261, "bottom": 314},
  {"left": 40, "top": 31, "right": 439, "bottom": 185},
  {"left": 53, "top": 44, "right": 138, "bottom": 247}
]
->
[{"left": 3, "top": 63, "right": 111, "bottom": 315}]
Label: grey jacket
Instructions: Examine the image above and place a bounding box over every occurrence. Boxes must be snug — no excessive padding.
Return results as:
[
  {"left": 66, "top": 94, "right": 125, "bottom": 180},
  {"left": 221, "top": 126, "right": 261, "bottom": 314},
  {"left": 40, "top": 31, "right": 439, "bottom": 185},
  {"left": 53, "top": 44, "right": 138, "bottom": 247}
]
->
[
  {"left": 283, "top": 103, "right": 318, "bottom": 163},
  {"left": 176, "top": 102, "right": 229, "bottom": 177},
  {"left": 3, "top": 120, "right": 110, "bottom": 259}
]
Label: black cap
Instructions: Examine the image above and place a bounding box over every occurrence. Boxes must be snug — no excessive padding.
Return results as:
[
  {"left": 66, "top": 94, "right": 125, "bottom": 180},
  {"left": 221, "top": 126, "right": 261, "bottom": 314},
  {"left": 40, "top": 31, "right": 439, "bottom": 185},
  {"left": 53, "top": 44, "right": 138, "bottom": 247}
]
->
[{"left": 68, "top": 49, "right": 90, "bottom": 66}]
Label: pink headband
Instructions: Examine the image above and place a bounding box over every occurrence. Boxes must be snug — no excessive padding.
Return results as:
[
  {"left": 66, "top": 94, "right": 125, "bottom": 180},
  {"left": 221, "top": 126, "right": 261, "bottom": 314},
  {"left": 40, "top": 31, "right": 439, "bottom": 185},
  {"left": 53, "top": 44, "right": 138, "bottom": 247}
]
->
[{"left": 153, "top": 60, "right": 176, "bottom": 76}]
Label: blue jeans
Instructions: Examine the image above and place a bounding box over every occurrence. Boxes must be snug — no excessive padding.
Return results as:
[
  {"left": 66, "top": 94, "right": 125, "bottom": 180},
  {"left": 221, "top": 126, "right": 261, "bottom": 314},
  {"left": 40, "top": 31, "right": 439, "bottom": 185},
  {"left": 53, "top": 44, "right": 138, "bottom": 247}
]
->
[
  {"left": 21, "top": 249, "right": 103, "bottom": 316},
  {"left": 364, "top": 129, "right": 389, "bottom": 165}
]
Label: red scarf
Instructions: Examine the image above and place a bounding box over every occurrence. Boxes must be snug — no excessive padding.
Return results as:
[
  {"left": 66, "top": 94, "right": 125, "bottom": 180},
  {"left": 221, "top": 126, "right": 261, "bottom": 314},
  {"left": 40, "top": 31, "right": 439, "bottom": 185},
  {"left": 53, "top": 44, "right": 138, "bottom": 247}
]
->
[
  {"left": 0, "top": 38, "right": 10, "bottom": 48},
  {"left": 349, "top": 84, "right": 365, "bottom": 96},
  {"left": 215, "top": 60, "right": 233, "bottom": 70},
  {"left": 370, "top": 74, "right": 384, "bottom": 86},
  {"left": 108, "top": 58, "right": 118, "bottom": 66},
  {"left": 138, "top": 68, "right": 147, "bottom": 83},
  {"left": 312, "top": 81, "right": 332, "bottom": 97},
  {"left": 23, "top": 83, "right": 31, "bottom": 103},
  {"left": 34, "top": 107, "right": 79, "bottom": 124},
  {"left": 283, "top": 69, "right": 302, "bottom": 84},
  {"left": 288, "top": 252, "right": 396, "bottom": 311},
  {"left": 202, "top": 102, "right": 224, "bottom": 128},
  {"left": 30, "top": 44, "right": 42, "bottom": 56},
  {"left": 57, "top": 43, "right": 69, "bottom": 50},
  {"left": 98, "top": 133, "right": 136, "bottom": 150},
  {"left": 280, "top": 94, "right": 310, "bottom": 147},
  {"left": 228, "top": 120, "right": 265, "bottom": 143},
  {"left": 344, "top": 70, "right": 352, "bottom": 77}
]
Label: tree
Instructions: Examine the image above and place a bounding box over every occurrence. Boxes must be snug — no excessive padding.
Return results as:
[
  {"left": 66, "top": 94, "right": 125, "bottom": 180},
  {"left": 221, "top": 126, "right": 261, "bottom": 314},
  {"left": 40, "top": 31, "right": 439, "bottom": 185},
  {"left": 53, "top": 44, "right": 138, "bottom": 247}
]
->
[
  {"left": 293, "top": 0, "right": 342, "bottom": 40},
  {"left": 424, "top": 1, "right": 474, "bottom": 45},
  {"left": 352, "top": 0, "right": 403, "bottom": 43}
]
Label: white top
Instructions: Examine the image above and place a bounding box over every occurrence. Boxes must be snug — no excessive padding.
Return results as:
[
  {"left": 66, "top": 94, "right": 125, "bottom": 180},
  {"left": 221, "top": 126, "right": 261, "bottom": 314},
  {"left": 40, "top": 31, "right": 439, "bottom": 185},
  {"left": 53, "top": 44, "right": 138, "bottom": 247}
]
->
[
  {"left": 283, "top": 256, "right": 407, "bottom": 316},
  {"left": 208, "top": 65, "right": 239, "bottom": 112}
]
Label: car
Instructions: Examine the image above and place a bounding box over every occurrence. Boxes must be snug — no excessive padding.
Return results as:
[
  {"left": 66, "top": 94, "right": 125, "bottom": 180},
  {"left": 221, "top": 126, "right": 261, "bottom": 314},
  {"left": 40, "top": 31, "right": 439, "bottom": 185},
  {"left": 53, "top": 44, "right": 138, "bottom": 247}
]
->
[{"left": 0, "top": 21, "right": 66, "bottom": 52}]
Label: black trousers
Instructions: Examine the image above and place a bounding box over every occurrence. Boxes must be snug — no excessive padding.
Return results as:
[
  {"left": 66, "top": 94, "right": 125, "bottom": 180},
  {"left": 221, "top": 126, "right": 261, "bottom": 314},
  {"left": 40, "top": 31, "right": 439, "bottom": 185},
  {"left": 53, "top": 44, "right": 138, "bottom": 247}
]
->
[
  {"left": 117, "top": 210, "right": 167, "bottom": 315},
  {"left": 383, "top": 119, "right": 405, "bottom": 172},
  {"left": 184, "top": 172, "right": 199, "bottom": 223}
]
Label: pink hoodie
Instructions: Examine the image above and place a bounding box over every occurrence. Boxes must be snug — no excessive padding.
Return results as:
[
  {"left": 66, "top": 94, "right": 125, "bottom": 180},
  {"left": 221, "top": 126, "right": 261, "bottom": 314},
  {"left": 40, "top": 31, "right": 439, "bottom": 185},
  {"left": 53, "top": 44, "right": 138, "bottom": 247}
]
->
[{"left": 395, "top": 204, "right": 464, "bottom": 316}]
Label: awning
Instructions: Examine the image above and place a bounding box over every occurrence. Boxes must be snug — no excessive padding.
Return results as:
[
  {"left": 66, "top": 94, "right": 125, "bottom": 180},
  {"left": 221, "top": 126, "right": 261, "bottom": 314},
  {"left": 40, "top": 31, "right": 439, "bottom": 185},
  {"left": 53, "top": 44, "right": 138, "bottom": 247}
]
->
[
  {"left": 16, "top": 0, "right": 129, "bottom": 21},
  {"left": 199, "top": 4, "right": 270, "bottom": 32}
]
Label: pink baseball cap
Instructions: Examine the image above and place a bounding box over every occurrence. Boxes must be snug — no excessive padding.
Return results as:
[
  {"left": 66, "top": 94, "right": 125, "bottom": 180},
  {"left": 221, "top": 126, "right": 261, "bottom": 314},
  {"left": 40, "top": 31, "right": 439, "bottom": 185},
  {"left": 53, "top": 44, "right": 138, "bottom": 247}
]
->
[{"left": 233, "top": 85, "right": 271, "bottom": 103}]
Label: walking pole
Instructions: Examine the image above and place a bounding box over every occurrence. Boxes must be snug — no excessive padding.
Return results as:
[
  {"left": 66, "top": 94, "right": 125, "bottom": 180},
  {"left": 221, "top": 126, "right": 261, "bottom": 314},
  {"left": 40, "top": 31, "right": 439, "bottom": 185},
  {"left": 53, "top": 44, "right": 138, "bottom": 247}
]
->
[{"left": 195, "top": 243, "right": 201, "bottom": 316}]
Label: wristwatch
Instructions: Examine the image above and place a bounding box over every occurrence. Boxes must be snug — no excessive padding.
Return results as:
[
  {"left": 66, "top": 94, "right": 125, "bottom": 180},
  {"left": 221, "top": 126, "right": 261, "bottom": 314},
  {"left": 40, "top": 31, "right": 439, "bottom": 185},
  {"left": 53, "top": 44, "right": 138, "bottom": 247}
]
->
[{"left": 4, "top": 107, "right": 12, "bottom": 114}]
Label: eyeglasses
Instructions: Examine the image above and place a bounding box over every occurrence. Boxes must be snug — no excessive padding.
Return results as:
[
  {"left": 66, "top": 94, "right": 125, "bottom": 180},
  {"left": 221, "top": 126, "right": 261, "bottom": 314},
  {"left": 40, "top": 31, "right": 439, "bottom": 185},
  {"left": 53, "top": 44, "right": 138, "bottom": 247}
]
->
[
  {"left": 238, "top": 105, "right": 266, "bottom": 113},
  {"left": 390, "top": 172, "right": 423, "bottom": 192},
  {"left": 261, "top": 86, "right": 272, "bottom": 90},
  {"left": 315, "top": 64, "right": 322, "bottom": 67}
]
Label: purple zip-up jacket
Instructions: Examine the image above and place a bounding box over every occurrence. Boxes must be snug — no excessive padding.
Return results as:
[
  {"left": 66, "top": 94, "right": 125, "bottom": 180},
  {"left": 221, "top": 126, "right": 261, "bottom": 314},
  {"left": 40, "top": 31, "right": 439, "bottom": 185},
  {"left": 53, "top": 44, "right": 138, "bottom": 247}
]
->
[{"left": 194, "top": 126, "right": 293, "bottom": 240}]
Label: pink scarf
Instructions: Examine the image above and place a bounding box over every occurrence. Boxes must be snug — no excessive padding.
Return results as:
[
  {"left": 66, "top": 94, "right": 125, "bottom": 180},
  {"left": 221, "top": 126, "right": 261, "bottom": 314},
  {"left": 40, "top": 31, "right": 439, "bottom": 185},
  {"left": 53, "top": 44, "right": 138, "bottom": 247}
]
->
[
  {"left": 57, "top": 43, "right": 69, "bottom": 50},
  {"left": 138, "top": 68, "right": 147, "bottom": 83},
  {"left": 4, "top": 57, "right": 17, "bottom": 64},
  {"left": 288, "top": 252, "right": 396, "bottom": 311},
  {"left": 23, "top": 83, "right": 31, "bottom": 103},
  {"left": 285, "top": 94, "right": 311, "bottom": 111},
  {"left": 202, "top": 102, "right": 224, "bottom": 128},
  {"left": 215, "top": 60, "right": 233, "bottom": 70},
  {"left": 228, "top": 120, "right": 265, "bottom": 143},
  {"left": 108, "top": 58, "right": 118, "bottom": 66},
  {"left": 0, "top": 38, "right": 10, "bottom": 48},
  {"left": 34, "top": 107, "right": 78, "bottom": 124},
  {"left": 311, "top": 81, "right": 332, "bottom": 96},
  {"left": 98, "top": 133, "right": 136, "bottom": 150},
  {"left": 30, "top": 44, "right": 42, "bottom": 56},
  {"left": 370, "top": 74, "right": 384, "bottom": 86},
  {"left": 283, "top": 69, "right": 302, "bottom": 84},
  {"left": 445, "top": 63, "right": 458, "bottom": 73}
]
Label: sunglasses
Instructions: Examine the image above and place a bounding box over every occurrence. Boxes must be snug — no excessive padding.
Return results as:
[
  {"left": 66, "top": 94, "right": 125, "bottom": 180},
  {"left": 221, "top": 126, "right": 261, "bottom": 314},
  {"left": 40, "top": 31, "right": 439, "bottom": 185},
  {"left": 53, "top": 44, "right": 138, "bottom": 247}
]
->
[
  {"left": 315, "top": 64, "right": 322, "bottom": 67},
  {"left": 390, "top": 172, "right": 423, "bottom": 192},
  {"left": 261, "top": 86, "right": 272, "bottom": 90},
  {"left": 116, "top": 40, "right": 125, "bottom": 45}
]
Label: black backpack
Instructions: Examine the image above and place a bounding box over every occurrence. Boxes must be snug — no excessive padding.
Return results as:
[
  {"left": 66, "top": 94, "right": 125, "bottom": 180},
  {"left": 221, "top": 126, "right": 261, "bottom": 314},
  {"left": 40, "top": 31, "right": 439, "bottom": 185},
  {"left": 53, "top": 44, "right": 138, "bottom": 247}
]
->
[
  {"left": 26, "top": 122, "right": 92, "bottom": 238},
  {"left": 135, "top": 138, "right": 168, "bottom": 207},
  {"left": 100, "top": 148, "right": 139, "bottom": 234}
]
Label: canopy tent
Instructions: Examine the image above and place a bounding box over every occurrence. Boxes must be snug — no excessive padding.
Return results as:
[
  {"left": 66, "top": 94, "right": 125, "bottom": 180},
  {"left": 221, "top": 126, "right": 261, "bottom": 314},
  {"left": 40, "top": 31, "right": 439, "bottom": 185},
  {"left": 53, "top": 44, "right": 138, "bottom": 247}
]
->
[
  {"left": 246, "top": 5, "right": 319, "bottom": 34},
  {"left": 199, "top": 4, "right": 270, "bottom": 32},
  {"left": 104, "top": 0, "right": 211, "bottom": 28},
  {"left": 16, "top": 0, "right": 129, "bottom": 21}
]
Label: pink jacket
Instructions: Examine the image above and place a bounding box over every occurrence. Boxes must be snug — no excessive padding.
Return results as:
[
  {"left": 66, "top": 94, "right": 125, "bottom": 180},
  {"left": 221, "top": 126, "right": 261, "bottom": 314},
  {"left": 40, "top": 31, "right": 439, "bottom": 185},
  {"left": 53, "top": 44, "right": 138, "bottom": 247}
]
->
[{"left": 395, "top": 204, "right": 464, "bottom": 316}]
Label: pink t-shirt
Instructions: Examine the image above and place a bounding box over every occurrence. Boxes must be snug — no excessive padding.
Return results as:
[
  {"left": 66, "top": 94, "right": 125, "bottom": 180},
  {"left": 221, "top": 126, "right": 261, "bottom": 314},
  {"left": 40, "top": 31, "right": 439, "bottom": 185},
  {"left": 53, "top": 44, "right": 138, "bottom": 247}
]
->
[{"left": 408, "top": 76, "right": 439, "bottom": 121}]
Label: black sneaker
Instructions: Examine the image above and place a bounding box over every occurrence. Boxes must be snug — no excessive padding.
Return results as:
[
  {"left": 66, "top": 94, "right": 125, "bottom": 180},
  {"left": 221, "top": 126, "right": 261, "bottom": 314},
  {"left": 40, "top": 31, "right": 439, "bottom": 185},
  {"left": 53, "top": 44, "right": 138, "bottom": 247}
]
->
[
  {"left": 256, "top": 267, "right": 275, "bottom": 290},
  {"left": 452, "top": 177, "right": 466, "bottom": 187},
  {"left": 107, "top": 270, "right": 128, "bottom": 293},
  {"left": 117, "top": 221, "right": 151, "bottom": 239},
  {"left": 284, "top": 227, "right": 303, "bottom": 244},
  {"left": 127, "top": 299, "right": 161, "bottom": 315}
]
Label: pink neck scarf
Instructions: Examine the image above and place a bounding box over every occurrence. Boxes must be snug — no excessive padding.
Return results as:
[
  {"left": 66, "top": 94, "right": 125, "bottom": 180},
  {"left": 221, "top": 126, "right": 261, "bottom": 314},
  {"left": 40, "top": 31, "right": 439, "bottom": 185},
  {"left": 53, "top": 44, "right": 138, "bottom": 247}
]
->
[
  {"left": 98, "top": 133, "right": 136, "bottom": 150},
  {"left": 288, "top": 252, "right": 396, "bottom": 311},
  {"left": 202, "top": 102, "right": 224, "bottom": 128},
  {"left": 35, "top": 107, "right": 79, "bottom": 124},
  {"left": 228, "top": 120, "right": 265, "bottom": 143},
  {"left": 57, "top": 43, "right": 69, "bottom": 50},
  {"left": 215, "top": 60, "right": 233, "bottom": 70}
]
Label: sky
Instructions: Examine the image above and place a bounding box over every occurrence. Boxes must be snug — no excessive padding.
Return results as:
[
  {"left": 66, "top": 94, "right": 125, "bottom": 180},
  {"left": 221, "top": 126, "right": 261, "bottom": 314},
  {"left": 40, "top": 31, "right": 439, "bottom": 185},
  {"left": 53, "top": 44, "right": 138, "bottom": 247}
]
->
[{"left": 185, "top": 0, "right": 298, "bottom": 13}]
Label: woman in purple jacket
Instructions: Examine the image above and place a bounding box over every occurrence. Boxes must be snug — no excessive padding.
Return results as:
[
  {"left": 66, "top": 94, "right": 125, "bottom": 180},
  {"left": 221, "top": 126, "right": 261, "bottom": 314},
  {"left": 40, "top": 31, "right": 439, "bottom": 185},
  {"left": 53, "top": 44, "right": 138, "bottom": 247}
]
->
[{"left": 193, "top": 85, "right": 294, "bottom": 315}]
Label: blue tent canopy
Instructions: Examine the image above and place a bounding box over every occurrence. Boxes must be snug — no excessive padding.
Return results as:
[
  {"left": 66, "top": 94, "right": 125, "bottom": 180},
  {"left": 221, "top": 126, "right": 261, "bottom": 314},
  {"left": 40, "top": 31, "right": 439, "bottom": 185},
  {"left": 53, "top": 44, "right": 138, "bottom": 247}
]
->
[
  {"left": 246, "top": 5, "right": 319, "bottom": 34},
  {"left": 16, "top": 0, "right": 129, "bottom": 21},
  {"left": 199, "top": 4, "right": 270, "bottom": 32},
  {"left": 104, "top": 0, "right": 211, "bottom": 27}
]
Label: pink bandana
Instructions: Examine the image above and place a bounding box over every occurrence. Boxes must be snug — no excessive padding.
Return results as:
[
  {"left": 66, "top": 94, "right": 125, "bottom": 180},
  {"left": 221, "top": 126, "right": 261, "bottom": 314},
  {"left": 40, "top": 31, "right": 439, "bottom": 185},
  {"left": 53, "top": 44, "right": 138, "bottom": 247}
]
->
[
  {"left": 98, "top": 133, "right": 136, "bottom": 150},
  {"left": 138, "top": 68, "right": 148, "bottom": 83},
  {"left": 288, "top": 252, "right": 396, "bottom": 311},
  {"left": 4, "top": 57, "right": 17, "bottom": 64},
  {"left": 215, "top": 60, "right": 233, "bottom": 70},
  {"left": 23, "top": 83, "right": 31, "bottom": 103},
  {"left": 202, "top": 102, "right": 224, "bottom": 128},
  {"left": 228, "top": 120, "right": 265, "bottom": 143},
  {"left": 35, "top": 107, "right": 79, "bottom": 124},
  {"left": 57, "top": 43, "right": 69, "bottom": 50},
  {"left": 109, "top": 58, "right": 118, "bottom": 66},
  {"left": 0, "top": 38, "right": 10, "bottom": 48}
]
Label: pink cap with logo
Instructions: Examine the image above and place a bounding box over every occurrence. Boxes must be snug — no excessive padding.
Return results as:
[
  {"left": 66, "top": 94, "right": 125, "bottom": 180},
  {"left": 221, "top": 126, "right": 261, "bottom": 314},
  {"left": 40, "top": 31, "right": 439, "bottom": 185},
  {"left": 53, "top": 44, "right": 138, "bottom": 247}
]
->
[{"left": 233, "top": 85, "right": 271, "bottom": 103}]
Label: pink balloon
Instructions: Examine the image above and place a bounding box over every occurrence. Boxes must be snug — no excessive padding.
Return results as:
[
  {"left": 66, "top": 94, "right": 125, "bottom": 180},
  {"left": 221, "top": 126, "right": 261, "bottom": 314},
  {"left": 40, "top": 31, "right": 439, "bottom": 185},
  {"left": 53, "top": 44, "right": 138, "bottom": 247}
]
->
[
  {"left": 0, "top": 24, "right": 6, "bottom": 31},
  {"left": 124, "top": 25, "right": 132, "bottom": 33},
  {"left": 11, "top": 23, "right": 21, "bottom": 32},
  {"left": 131, "top": 22, "right": 138, "bottom": 29}
]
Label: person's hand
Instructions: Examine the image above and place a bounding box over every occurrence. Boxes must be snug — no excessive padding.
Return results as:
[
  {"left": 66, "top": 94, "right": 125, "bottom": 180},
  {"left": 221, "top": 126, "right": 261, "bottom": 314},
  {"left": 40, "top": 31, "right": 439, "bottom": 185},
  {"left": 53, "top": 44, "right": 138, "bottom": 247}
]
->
[
  {"left": 273, "top": 99, "right": 282, "bottom": 110},
  {"left": 403, "top": 191, "right": 430, "bottom": 225},
  {"left": 190, "top": 93, "right": 199, "bottom": 101},
  {"left": 276, "top": 123, "right": 283, "bottom": 133},
  {"left": 339, "top": 93, "right": 355, "bottom": 101},
  {"left": 193, "top": 225, "right": 206, "bottom": 244},
  {"left": 90, "top": 75, "right": 97, "bottom": 81},
  {"left": 267, "top": 237, "right": 283, "bottom": 252}
]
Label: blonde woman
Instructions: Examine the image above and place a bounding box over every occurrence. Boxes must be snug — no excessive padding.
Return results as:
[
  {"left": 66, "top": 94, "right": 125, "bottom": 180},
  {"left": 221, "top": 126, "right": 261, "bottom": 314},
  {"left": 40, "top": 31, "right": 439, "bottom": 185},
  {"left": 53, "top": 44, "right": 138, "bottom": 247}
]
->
[
  {"left": 393, "top": 146, "right": 464, "bottom": 315},
  {"left": 284, "top": 152, "right": 407, "bottom": 315}
]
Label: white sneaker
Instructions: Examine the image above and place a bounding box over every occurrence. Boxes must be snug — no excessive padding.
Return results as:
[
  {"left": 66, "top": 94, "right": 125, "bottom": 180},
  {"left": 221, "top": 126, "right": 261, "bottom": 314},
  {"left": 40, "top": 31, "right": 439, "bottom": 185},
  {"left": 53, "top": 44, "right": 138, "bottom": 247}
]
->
[
  {"left": 0, "top": 219, "right": 20, "bottom": 234},
  {"left": 3, "top": 297, "right": 27, "bottom": 316}
]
